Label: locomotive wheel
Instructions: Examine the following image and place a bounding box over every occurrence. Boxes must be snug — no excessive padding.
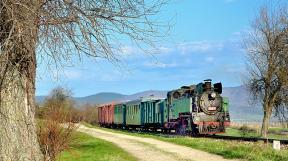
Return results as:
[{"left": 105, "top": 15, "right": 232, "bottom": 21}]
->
[
  {"left": 191, "top": 124, "right": 199, "bottom": 136},
  {"left": 176, "top": 124, "right": 186, "bottom": 135}
]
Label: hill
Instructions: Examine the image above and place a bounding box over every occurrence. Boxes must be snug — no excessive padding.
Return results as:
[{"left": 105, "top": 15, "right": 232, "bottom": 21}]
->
[
  {"left": 75, "top": 92, "right": 127, "bottom": 105},
  {"left": 222, "top": 86, "right": 263, "bottom": 122}
]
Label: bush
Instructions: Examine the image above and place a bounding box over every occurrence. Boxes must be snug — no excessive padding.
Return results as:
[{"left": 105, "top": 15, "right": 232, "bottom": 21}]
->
[
  {"left": 81, "top": 103, "right": 98, "bottom": 125},
  {"left": 239, "top": 125, "right": 257, "bottom": 137},
  {"left": 38, "top": 121, "right": 75, "bottom": 161},
  {"left": 37, "top": 87, "right": 77, "bottom": 161}
]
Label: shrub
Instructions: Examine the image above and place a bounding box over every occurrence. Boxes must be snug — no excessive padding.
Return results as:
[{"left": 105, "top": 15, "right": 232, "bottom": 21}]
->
[
  {"left": 239, "top": 125, "right": 257, "bottom": 137},
  {"left": 37, "top": 87, "right": 77, "bottom": 161},
  {"left": 82, "top": 103, "right": 98, "bottom": 125},
  {"left": 38, "top": 120, "right": 75, "bottom": 161}
]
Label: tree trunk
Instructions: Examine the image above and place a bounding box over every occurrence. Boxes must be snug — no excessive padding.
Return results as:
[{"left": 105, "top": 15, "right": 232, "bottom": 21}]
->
[
  {"left": 261, "top": 104, "right": 272, "bottom": 138},
  {"left": 0, "top": 69, "right": 43, "bottom": 161},
  {"left": 0, "top": 1, "right": 43, "bottom": 160}
]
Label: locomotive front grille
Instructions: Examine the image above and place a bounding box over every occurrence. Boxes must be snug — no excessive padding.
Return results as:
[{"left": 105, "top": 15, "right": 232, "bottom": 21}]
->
[{"left": 198, "top": 122, "right": 225, "bottom": 134}]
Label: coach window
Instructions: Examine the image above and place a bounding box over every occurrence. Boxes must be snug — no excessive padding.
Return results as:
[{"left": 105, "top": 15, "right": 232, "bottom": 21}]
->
[{"left": 134, "top": 105, "right": 136, "bottom": 114}]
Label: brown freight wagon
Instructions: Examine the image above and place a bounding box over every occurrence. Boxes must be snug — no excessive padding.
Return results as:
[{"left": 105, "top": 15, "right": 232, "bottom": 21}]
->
[
  {"left": 98, "top": 103, "right": 115, "bottom": 127},
  {"left": 98, "top": 106, "right": 104, "bottom": 126}
]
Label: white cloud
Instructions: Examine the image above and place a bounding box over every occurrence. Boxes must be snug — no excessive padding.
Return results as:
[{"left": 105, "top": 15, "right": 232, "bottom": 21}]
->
[
  {"left": 115, "top": 40, "right": 226, "bottom": 57},
  {"left": 176, "top": 41, "right": 224, "bottom": 54},
  {"left": 205, "top": 56, "right": 215, "bottom": 62},
  {"left": 97, "top": 70, "right": 129, "bottom": 81},
  {"left": 157, "top": 46, "right": 173, "bottom": 54},
  {"left": 64, "top": 70, "right": 82, "bottom": 79},
  {"left": 119, "top": 46, "right": 137, "bottom": 55},
  {"left": 119, "top": 45, "right": 173, "bottom": 56},
  {"left": 143, "top": 62, "right": 178, "bottom": 68}
]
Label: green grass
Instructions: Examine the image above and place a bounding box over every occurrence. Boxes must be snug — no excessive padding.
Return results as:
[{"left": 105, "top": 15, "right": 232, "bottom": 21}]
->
[
  {"left": 84, "top": 124, "right": 288, "bottom": 161},
  {"left": 57, "top": 132, "right": 137, "bottom": 161},
  {"left": 219, "top": 127, "right": 259, "bottom": 137},
  {"left": 220, "top": 127, "right": 288, "bottom": 140},
  {"left": 156, "top": 136, "right": 288, "bottom": 161}
]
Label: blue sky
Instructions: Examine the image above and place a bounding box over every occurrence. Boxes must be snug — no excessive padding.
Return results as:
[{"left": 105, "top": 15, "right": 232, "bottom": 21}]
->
[{"left": 36, "top": 0, "right": 267, "bottom": 97}]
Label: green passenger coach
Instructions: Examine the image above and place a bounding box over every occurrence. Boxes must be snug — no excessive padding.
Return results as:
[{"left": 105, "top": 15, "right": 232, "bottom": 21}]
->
[
  {"left": 123, "top": 97, "right": 167, "bottom": 129},
  {"left": 126, "top": 99, "right": 142, "bottom": 126},
  {"left": 141, "top": 98, "right": 165, "bottom": 128},
  {"left": 114, "top": 103, "right": 126, "bottom": 127}
]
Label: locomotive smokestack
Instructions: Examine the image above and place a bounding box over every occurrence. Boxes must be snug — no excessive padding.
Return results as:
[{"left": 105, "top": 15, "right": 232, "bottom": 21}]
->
[{"left": 204, "top": 79, "right": 212, "bottom": 91}]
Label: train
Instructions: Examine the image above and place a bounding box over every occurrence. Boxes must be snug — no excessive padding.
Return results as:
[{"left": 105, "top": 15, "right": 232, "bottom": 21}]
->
[{"left": 97, "top": 79, "right": 230, "bottom": 135}]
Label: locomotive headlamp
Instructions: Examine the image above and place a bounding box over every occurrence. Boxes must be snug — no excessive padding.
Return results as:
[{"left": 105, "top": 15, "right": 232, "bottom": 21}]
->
[{"left": 211, "top": 92, "right": 216, "bottom": 98}]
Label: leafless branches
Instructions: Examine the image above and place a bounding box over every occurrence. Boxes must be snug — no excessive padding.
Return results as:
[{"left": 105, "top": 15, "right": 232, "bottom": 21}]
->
[
  {"left": 1, "top": 0, "right": 169, "bottom": 86},
  {"left": 37, "top": 0, "right": 169, "bottom": 68},
  {"left": 244, "top": 2, "right": 288, "bottom": 136}
]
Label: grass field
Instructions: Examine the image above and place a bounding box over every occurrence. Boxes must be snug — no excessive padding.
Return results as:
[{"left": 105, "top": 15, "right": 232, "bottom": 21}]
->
[
  {"left": 220, "top": 127, "right": 288, "bottom": 140},
  {"left": 83, "top": 123, "right": 288, "bottom": 161},
  {"left": 57, "top": 132, "right": 137, "bottom": 161}
]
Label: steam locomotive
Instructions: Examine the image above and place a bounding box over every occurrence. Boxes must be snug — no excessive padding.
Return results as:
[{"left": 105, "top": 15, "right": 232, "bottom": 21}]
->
[{"left": 98, "top": 79, "right": 230, "bottom": 135}]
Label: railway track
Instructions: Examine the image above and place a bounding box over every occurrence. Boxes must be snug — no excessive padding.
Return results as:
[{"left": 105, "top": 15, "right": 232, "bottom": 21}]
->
[
  {"left": 203, "top": 135, "right": 288, "bottom": 145},
  {"left": 109, "top": 128, "right": 288, "bottom": 145}
]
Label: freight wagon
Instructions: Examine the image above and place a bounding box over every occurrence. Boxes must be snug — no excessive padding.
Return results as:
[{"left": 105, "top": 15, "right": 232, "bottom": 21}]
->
[{"left": 98, "top": 103, "right": 115, "bottom": 127}]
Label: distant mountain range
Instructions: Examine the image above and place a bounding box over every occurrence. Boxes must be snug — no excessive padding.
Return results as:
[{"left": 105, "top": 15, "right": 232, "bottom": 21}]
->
[
  {"left": 221, "top": 86, "right": 263, "bottom": 122},
  {"left": 36, "top": 90, "right": 167, "bottom": 105},
  {"left": 36, "top": 86, "right": 264, "bottom": 122}
]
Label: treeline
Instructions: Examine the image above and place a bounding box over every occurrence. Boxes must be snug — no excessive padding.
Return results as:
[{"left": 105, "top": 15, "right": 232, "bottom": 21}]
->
[{"left": 35, "top": 87, "right": 99, "bottom": 161}]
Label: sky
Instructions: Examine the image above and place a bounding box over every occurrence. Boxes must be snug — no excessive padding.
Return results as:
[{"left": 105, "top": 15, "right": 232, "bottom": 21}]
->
[{"left": 36, "top": 0, "right": 267, "bottom": 97}]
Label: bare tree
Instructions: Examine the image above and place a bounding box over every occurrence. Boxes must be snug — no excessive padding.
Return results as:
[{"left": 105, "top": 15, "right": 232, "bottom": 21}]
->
[
  {"left": 0, "top": 0, "right": 168, "bottom": 160},
  {"left": 244, "top": 3, "right": 288, "bottom": 137}
]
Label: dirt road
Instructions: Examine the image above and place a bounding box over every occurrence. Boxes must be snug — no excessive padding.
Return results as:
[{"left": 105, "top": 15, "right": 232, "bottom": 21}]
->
[{"left": 77, "top": 125, "right": 240, "bottom": 161}]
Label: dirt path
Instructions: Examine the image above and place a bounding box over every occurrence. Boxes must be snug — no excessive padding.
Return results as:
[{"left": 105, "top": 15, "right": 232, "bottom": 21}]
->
[{"left": 77, "top": 125, "right": 240, "bottom": 161}]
